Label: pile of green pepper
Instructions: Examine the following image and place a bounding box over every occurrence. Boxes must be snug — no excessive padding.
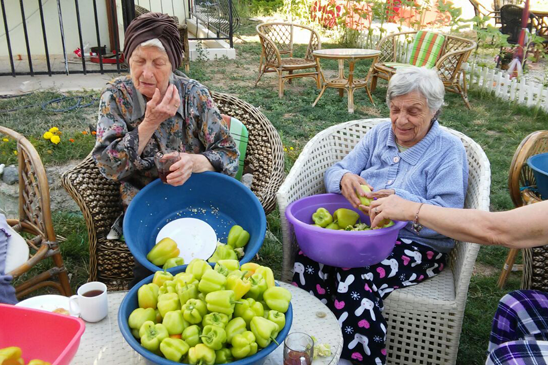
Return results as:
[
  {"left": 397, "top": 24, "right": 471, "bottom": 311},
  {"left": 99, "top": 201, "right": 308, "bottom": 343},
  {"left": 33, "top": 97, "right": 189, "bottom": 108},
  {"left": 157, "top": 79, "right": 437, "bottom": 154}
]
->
[
  {"left": 311, "top": 207, "right": 394, "bottom": 230},
  {"left": 128, "top": 258, "right": 292, "bottom": 364}
]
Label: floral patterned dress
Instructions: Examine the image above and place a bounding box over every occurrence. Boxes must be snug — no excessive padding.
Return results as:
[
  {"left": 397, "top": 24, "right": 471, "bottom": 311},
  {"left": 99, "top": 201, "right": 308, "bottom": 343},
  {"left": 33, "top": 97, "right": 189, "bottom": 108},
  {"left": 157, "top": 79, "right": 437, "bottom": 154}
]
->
[{"left": 92, "top": 74, "right": 239, "bottom": 208}]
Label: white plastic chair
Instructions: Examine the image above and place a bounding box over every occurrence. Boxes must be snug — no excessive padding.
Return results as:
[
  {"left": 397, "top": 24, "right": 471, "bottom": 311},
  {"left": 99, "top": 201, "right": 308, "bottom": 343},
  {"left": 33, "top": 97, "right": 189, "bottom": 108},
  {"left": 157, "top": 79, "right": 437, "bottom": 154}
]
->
[{"left": 276, "top": 118, "right": 491, "bottom": 365}]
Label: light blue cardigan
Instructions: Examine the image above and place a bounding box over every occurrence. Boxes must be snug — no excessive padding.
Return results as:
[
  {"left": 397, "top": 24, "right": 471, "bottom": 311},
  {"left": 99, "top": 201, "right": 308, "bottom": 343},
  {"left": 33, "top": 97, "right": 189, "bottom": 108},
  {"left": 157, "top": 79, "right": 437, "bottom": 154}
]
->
[{"left": 325, "top": 120, "right": 468, "bottom": 253}]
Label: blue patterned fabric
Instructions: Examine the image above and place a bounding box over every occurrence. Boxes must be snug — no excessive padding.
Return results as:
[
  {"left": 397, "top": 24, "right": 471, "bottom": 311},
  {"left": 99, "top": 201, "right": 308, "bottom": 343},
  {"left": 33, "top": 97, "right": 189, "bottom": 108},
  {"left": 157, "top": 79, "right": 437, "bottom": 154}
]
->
[{"left": 0, "top": 214, "right": 17, "bottom": 304}]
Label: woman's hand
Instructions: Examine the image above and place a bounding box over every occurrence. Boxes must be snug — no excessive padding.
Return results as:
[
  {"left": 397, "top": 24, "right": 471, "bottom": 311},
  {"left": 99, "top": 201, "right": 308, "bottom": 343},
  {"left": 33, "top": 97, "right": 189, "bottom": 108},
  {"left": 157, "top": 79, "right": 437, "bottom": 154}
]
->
[
  {"left": 143, "top": 84, "right": 181, "bottom": 128},
  {"left": 369, "top": 195, "right": 419, "bottom": 228},
  {"left": 340, "top": 173, "right": 372, "bottom": 210},
  {"left": 358, "top": 188, "right": 396, "bottom": 215},
  {"left": 166, "top": 153, "right": 195, "bottom": 186}
]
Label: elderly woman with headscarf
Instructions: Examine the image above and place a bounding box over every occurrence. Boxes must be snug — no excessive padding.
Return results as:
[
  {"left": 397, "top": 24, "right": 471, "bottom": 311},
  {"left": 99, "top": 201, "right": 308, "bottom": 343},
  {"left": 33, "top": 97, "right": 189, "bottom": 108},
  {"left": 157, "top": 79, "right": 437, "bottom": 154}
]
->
[
  {"left": 293, "top": 66, "right": 469, "bottom": 365},
  {"left": 93, "top": 13, "right": 239, "bottom": 209}
]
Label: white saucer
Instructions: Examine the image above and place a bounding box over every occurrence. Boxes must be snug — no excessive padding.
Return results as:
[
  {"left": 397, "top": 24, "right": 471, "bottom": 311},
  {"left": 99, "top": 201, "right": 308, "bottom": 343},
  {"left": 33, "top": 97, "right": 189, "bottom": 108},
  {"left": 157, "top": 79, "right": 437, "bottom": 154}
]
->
[
  {"left": 155, "top": 218, "right": 217, "bottom": 264},
  {"left": 16, "top": 294, "right": 77, "bottom": 317}
]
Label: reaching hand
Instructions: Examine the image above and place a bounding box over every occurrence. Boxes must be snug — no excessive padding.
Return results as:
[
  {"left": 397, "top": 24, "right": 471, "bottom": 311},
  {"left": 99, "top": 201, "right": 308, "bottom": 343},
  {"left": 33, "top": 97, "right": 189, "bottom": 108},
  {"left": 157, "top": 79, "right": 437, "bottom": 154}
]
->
[
  {"left": 144, "top": 84, "right": 181, "bottom": 128},
  {"left": 340, "top": 173, "right": 373, "bottom": 210},
  {"left": 369, "top": 195, "right": 417, "bottom": 228},
  {"left": 166, "top": 153, "right": 195, "bottom": 187}
]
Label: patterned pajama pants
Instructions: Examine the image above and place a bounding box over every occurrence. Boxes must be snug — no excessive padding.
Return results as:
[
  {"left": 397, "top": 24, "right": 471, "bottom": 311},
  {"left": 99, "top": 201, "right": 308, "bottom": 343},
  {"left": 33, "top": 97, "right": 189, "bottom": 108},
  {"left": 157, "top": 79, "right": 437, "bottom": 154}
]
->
[
  {"left": 487, "top": 290, "right": 548, "bottom": 365},
  {"left": 292, "top": 238, "right": 446, "bottom": 365}
]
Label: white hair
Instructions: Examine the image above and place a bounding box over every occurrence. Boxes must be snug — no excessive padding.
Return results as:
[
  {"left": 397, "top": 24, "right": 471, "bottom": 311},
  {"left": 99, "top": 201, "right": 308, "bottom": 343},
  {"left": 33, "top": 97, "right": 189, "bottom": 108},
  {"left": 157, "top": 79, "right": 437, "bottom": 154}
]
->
[
  {"left": 138, "top": 38, "right": 166, "bottom": 53},
  {"left": 386, "top": 66, "right": 445, "bottom": 114}
]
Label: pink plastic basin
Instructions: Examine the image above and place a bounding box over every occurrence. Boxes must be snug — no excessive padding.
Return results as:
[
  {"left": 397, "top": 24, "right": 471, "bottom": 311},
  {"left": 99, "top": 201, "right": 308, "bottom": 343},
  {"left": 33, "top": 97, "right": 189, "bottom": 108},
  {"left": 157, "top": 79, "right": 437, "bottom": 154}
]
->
[
  {"left": 0, "top": 304, "right": 85, "bottom": 365},
  {"left": 285, "top": 193, "right": 408, "bottom": 268}
]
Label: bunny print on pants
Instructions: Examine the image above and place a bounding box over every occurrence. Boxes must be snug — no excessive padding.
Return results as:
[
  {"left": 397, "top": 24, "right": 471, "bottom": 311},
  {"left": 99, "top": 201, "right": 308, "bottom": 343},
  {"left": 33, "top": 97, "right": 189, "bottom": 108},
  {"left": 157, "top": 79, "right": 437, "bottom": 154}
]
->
[{"left": 293, "top": 240, "right": 446, "bottom": 364}]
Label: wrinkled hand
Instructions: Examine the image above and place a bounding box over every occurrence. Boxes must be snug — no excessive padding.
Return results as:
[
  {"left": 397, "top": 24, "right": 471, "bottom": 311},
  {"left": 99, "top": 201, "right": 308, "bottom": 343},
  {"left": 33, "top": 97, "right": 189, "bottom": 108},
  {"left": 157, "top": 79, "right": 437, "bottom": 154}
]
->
[
  {"left": 166, "top": 153, "right": 195, "bottom": 186},
  {"left": 359, "top": 189, "right": 396, "bottom": 214},
  {"left": 340, "top": 173, "right": 373, "bottom": 210},
  {"left": 369, "top": 195, "right": 418, "bottom": 228},
  {"left": 143, "top": 85, "right": 180, "bottom": 128}
]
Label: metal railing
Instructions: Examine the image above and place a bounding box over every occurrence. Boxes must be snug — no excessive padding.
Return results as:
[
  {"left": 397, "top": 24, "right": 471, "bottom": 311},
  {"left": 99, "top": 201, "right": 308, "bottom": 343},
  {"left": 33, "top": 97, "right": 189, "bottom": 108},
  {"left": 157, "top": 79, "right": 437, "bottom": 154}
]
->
[{"left": 188, "top": 0, "right": 239, "bottom": 48}]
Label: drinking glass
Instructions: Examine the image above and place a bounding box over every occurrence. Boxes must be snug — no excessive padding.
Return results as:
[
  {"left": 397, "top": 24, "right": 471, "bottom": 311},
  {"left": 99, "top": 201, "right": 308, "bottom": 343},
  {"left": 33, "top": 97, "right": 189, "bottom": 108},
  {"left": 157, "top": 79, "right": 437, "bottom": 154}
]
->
[
  {"left": 155, "top": 151, "right": 180, "bottom": 183},
  {"left": 283, "top": 332, "right": 314, "bottom": 365}
]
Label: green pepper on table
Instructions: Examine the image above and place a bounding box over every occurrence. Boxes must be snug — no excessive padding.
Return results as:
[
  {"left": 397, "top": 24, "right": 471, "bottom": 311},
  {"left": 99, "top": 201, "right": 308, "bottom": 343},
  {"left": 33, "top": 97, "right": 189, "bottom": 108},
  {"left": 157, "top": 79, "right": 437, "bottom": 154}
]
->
[
  {"left": 200, "top": 325, "right": 227, "bottom": 350},
  {"left": 312, "top": 207, "right": 333, "bottom": 227},
  {"left": 159, "top": 337, "right": 189, "bottom": 362}
]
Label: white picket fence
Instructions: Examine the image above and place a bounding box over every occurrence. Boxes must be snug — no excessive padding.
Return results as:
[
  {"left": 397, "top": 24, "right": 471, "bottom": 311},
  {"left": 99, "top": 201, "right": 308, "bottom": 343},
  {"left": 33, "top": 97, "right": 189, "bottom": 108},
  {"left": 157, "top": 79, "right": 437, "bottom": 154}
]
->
[{"left": 463, "top": 63, "right": 548, "bottom": 113}]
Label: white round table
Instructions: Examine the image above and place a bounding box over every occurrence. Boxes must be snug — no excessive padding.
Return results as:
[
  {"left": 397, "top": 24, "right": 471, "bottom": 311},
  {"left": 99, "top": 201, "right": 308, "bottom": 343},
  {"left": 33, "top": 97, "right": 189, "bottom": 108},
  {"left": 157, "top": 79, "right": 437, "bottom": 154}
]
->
[{"left": 72, "top": 282, "right": 343, "bottom": 364}]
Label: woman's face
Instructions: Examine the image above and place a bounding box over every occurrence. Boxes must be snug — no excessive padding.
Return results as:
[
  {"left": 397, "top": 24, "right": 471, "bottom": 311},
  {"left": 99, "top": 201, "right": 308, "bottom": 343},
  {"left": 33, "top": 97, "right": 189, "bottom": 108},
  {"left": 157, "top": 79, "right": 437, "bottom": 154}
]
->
[
  {"left": 389, "top": 91, "right": 436, "bottom": 148},
  {"left": 129, "top": 45, "right": 172, "bottom": 99}
]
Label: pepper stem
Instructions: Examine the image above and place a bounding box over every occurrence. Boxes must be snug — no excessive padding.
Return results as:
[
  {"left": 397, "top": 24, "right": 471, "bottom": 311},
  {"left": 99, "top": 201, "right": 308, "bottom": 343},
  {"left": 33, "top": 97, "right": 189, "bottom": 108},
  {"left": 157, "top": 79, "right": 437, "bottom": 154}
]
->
[{"left": 271, "top": 336, "right": 279, "bottom": 346}]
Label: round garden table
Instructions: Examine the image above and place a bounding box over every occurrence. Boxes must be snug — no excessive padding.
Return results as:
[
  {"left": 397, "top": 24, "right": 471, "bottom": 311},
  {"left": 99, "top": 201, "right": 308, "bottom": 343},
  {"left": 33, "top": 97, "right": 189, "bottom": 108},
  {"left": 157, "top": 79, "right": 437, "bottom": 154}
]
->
[
  {"left": 72, "top": 281, "right": 343, "bottom": 364},
  {"left": 312, "top": 48, "right": 381, "bottom": 114}
]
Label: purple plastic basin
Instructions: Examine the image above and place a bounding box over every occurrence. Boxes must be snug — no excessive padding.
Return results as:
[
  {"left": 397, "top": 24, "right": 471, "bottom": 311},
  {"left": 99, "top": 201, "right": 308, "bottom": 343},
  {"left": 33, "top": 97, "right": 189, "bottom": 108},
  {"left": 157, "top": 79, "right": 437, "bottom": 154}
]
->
[{"left": 285, "top": 193, "right": 408, "bottom": 268}]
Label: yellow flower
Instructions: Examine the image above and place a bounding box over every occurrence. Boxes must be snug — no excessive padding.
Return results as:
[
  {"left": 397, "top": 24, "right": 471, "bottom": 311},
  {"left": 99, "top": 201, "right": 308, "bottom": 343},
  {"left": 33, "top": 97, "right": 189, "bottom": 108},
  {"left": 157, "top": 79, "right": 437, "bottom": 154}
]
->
[
  {"left": 43, "top": 131, "right": 53, "bottom": 140},
  {"left": 284, "top": 147, "right": 288, "bottom": 152},
  {"left": 290, "top": 147, "right": 294, "bottom": 151},
  {"left": 50, "top": 135, "right": 61, "bottom": 144},
  {"left": 49, "top": 127, "right": 59, "bottom": 133},
  {"left": 13, "top": 151, "right": 17, "bottom": 155},
  {"left": 2, "top": 138, "right": 8, "bottom": 142}
]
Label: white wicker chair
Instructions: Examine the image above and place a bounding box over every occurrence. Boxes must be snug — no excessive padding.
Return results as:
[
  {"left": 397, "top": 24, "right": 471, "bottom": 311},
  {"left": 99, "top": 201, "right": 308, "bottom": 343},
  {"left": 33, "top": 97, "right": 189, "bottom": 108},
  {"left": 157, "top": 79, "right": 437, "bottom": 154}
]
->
[{"left": 276, "top": 118, "right": 491, "bottom": 365}]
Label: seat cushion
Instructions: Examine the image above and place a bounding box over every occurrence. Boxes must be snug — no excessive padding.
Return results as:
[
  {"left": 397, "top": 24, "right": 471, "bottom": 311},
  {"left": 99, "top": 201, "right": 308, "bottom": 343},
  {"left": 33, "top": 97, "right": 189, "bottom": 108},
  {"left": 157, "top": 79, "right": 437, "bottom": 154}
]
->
[
  {"left": 4, "top": 225, "right": 29, "bottom": 274},
  {"left": 409, "top": 31, "right": 445, "bottom": 68}
]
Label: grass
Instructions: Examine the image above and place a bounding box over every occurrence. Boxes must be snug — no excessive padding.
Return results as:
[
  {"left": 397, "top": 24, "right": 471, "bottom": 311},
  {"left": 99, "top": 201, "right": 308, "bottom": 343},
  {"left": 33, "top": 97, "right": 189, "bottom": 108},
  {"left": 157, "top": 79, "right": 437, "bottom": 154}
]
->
[{"left": 1, "top": 18, "right": 547, "bottom": 364}]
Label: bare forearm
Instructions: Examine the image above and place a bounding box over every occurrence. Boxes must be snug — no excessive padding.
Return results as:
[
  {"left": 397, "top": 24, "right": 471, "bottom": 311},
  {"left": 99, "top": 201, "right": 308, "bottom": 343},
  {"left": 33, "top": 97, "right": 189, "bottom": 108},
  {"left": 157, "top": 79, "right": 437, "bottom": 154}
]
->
[
  {"left": 416, "top": 202, "right": 548, "bottom": 248},
  {"left": 190, "top": 154, "right": 215, "bottom": 173},
  {"left": 137, "top": 120, "right": 157, "bottom": 155}
]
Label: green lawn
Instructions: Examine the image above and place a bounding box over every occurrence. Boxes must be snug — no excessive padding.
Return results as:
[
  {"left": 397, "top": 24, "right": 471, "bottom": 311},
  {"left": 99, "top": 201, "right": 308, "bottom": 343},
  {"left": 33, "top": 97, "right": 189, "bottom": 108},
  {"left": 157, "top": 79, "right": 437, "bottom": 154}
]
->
[{"left": 1, "top": 19, "right": 547, "bottom": 365}]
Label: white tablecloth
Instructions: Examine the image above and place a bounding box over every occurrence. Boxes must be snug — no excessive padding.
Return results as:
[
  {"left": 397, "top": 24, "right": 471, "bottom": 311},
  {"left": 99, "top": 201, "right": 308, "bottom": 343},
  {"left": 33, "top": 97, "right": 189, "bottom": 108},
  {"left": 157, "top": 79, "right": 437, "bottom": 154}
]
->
[{"left": 72, "top": 282, "right": 343, "bottom": 364}]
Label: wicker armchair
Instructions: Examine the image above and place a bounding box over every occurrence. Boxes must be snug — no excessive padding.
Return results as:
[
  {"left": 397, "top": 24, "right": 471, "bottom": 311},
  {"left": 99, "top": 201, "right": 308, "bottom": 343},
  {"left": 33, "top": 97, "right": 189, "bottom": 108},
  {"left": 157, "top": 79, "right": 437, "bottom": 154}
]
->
[
  {"left": 276, "top": 118, "right": 491, "bottom": 365},
  {"left": 134, "top": 5, "right": 190, "bottom": 72},
  {"left": 61, "top": 92, "right": 284, "bottom": 290},
  {"left": 497, "top": 131, "right": 548, "bottom": 290},
  {"left": 369, "top": 31, "right": 476, "bottom": 109},
  {"left": 0, "top": 127, "right": 71, "bottom": 298},
  {"left": 255, "top": 22, "right": 322, "bottom": 98}
]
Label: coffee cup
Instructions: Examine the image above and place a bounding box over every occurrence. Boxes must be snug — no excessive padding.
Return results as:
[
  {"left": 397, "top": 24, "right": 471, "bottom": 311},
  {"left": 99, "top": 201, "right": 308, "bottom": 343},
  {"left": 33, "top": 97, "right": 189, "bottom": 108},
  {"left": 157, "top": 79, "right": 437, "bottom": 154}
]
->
[{"left": 69, "top": 281, "right": 108, "bottom": 322}]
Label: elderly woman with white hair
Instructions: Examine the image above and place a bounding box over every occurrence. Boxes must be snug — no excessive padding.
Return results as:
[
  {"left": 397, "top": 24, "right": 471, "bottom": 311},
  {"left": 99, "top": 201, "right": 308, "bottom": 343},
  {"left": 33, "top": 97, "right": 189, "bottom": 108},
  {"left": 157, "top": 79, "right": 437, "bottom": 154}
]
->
[
  {"left": 292, "top": 66, "right": 468, "bottom": 365},
  {"left": 93, "top": 12, "right": 239, "bottom": 208}
]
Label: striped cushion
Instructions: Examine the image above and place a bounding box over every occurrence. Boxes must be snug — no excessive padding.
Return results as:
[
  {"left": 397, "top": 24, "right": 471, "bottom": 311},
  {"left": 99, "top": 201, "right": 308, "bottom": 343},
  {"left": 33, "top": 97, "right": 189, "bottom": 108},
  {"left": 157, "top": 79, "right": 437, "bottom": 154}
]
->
[
  {"left": 408, "top": 31, "right": 445, "bottom": 68},
  {"left": 225, "top": 116, "right": 248, "bottom": 181}
]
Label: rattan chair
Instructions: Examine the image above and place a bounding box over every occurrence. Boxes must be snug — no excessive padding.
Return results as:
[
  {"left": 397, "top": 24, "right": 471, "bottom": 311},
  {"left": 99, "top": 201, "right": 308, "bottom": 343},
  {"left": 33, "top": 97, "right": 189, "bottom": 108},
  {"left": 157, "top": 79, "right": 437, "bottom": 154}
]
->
[
  {"left": 0, "top": 127, "right": 72, "bottom": 299},
  {"left": 369, "top": 31, "right": 476, "bottom": 109},
  {"left": 497, "top": 131, "right": 548, "bottom": 290},
  {"left": 134, "top": 5, "right": 190, "bottom": 72},
  {"left": 61, "top": 92, "right": 284, "bottom": 290},
  {"left": 276, "top": 118, "right": 491, "bottom": 365},
  {"left": 255, "top": 22, "right": 322, "bottom": 98}
]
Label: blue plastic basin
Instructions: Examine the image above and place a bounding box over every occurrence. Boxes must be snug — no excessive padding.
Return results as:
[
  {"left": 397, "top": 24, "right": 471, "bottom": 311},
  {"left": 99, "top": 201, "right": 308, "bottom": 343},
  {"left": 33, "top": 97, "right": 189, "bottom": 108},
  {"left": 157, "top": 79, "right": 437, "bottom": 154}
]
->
[
  {"left": 527, "top": 152, "right": 548, "bottom": 200},
  {"left": 118, "top": 272, "right": 293, "bottom": 365},
  {"left": 123, "top": 172, "right": 266, "bottom": 273}
]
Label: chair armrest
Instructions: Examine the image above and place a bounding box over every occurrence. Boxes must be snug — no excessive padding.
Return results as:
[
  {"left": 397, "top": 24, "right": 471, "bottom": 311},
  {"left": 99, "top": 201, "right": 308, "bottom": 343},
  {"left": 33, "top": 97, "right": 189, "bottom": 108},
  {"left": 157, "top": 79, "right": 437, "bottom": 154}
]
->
[
  {"left": 61, "top": 153, "right": 123, "bottom": 244},
  {"left": 435, "top": 42, "right": 476, "bottom": 82},
  {"left": 376, "top": 31, "right": 418, "bottom": 63},
  {"left": 258, "top": 33, "right": 283, "bottom": 68},
  {"left": 305, "top": 26, "right": 322, "bottom": 61}
]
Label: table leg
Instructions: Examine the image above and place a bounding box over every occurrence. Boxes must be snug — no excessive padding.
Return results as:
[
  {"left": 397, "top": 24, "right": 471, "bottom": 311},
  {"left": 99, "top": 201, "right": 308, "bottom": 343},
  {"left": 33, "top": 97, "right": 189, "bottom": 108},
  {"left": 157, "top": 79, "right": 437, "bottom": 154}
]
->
[
  {"left": 338, "top": 59, "right": 344, "bottom": 98},
  {"left": 348, "top": 60, "right": 355, "bottom": 113},
  {"left": 312, "top": 85, "right": 328, "bottom": 107}
]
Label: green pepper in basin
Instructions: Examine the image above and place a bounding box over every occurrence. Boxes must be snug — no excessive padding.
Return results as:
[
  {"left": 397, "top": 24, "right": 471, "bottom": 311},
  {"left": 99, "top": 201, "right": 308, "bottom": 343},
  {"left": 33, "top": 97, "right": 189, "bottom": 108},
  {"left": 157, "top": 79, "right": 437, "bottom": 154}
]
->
[
  {"left": 138, "top": 283, "right": 159, "bottom": 309},
  {"left": 188, "top": 343, "right": 216, "bottom": 364},
  {"left": 182, "top": 298, "right": 207, "bottom": 324},
  {"left": 152, "top": 270, "right": 173, "bottom": 288},
  {"left": 208, "top": 244, "right": 238, "bottom": 263},
  {"left": 217, "top": 259, "right": 240, "bottom": 272},
  {"left": 267, "top": 310, "right": 286, "bottom": 330},
  {"left": 325, "top": 222, "right": 339, "bottom": 230},
  {"left": 159, "top": 337, "right": 189, "bottom": 362},
  {"left": 215, "top": 348, "right": 234, "bottom": 363},
  {"left": 183, "top": 325, "right": 201, "bottom": 347},
  {"left": 333, "top": 208, "right": 360, "bottom": 229},
  {"left": 205, "top": 290, "right": 240, "bottom": 316},
  {"left": 162, "top": 310, "right": 187, "bottom": 336},
  {"left": 198, "top": 270, "right": 227, "bottom": 294},
  {"left": 263, "top": 286, "right": 292, "bottom": 313},
  {"left": 128, "top": 307, "right": 156, "bottom": 338},
  {"left": 227, "top": 225, "right": 250, "bottom": 248},
  {"left": 231, "top": 331, "right": 258, "bottom": 359},
  {"left": 139, "top": 321, "right": 169, "bottom": 353},
  {"left": 225, "top": 317, "right": 246, "bottom": 342},
  {"left": 202, "top": 312, "right": 229, "bottom": 329},
  {"left": 312, "top": 207, "right": 333, "bottom": 227},
  {"left": 163, "top": 257, "right": 185, "bottom": 270},
  {"left": 250, "top": 316, "right": 279, "bottom": 348},
  {"left": 200, "top": 325, "right": 227, "bottom": 350},
  {"left": 235, "top": 298, "right": 265, "bottom": 326},
  {"left": 157, "top": 293, "right": 180, "bottom": 318},
  {"left": 186, "top": 258, "right": 213, "bottom": 280},
  {"left": 147, "top": 238, "right": 180, "bottom": 266},
  {"left": 246, "top": 273, "right": 268, "bottom": 300},
  {"left": 255, "top": 266, "right": 275, "bottom": 288},
  {"left": 226, "top": 272, "right": 251, "bottom": 300}
]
